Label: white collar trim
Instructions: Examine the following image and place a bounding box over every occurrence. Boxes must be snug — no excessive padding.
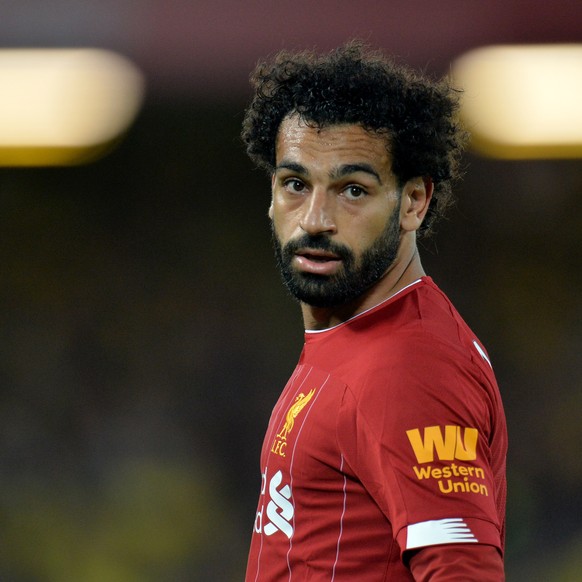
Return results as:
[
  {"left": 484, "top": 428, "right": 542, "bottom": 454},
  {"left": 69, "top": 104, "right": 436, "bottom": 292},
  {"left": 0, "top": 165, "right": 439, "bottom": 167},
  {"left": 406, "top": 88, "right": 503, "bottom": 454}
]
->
[{"left": 304, "top": 278, "right": 423, "bottom": 335}]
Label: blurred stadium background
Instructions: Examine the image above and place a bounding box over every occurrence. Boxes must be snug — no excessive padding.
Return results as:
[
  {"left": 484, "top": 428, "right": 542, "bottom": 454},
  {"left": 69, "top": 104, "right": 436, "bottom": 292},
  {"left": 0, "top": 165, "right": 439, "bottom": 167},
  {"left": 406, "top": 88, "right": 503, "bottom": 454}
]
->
[{"left": 1, "top": 1, "right": 581, "bottom": 580}]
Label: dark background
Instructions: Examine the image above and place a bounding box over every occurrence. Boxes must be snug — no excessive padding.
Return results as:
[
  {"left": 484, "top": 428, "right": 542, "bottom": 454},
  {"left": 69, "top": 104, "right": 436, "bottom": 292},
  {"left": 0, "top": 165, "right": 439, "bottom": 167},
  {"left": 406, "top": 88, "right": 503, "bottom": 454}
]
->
[{"left": 1, "top": 2, "right": 581, "bottom": 580}]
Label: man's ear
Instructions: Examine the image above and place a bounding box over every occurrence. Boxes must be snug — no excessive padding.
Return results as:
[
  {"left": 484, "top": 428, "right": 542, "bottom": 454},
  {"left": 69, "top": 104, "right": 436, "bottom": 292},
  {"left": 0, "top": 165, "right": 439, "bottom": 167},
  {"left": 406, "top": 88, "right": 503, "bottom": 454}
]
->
[{"left": 400, "top": 177, "right": 434, "bottom": 232}]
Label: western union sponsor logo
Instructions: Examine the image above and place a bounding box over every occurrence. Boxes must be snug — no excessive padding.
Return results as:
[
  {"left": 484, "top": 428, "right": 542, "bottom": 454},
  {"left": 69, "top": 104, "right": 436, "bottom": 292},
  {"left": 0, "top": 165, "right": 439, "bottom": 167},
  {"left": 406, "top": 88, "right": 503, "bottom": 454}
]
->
[
  {"left": 407, "top": 427, "right": 488, "bottom": 497},
  {"left": 406, "top": 425, "right": 478, "bottom": 464}
]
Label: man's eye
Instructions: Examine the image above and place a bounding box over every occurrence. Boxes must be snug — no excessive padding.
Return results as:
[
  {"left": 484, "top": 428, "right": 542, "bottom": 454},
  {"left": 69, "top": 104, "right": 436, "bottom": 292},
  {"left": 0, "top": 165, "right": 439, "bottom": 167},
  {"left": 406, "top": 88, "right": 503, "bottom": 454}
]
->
[
  {"left": 285, "top": 179, "right": 305, "bottom": 193},
  {"left": 344, "top": 185, "right": 367, "bottom": 199}
]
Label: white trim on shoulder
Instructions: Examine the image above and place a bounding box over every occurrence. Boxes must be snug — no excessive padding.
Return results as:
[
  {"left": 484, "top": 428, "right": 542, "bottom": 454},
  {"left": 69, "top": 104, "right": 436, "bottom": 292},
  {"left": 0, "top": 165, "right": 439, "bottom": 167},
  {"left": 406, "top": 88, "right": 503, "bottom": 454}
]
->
[
  {"left": 305, "top": 278, "right": 424, "bottom": 334},
  {"left": 473, "top": 339, "right": 493, "bottom": 369},
  {"left": 406, "top": 518, "right": 478, "bottom": 549}
]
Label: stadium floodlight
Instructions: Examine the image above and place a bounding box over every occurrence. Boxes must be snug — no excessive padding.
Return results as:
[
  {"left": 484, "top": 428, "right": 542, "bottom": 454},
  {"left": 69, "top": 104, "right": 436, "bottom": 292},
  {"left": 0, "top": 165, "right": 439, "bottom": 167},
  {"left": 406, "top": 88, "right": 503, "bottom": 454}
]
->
[
  {"left": 452, "top": 44, "right": 582, "bottom": 159},
  {"left": 0, "top": 48, "right": 145, "bottom": 166}
]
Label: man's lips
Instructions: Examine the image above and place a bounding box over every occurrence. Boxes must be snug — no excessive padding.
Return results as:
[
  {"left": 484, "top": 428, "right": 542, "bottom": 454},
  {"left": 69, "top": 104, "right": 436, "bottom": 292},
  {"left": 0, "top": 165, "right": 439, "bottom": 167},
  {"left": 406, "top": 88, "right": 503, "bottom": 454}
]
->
[
  {"left": 297, "top": 248, "right": 341, "bottom": 261},
  {"left": 293, "top": 248, "right": 343, "bottom": 275}
]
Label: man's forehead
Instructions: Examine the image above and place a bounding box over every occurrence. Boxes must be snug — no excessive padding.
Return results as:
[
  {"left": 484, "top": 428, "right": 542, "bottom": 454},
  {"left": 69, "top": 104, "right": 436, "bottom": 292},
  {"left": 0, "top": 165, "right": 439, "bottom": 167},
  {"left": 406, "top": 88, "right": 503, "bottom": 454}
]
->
[
  {"left": 277, "top": 113, "right": 387, "bottom": 140},
  {"left": 275, "top": 115, "right": 392, "bottom": 167}
]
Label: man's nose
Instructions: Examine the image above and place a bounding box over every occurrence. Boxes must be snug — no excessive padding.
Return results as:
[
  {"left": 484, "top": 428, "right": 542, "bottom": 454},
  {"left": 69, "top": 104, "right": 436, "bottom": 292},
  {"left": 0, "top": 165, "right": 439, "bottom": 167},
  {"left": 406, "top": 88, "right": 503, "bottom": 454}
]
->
[{"left": 299, "top": 189, "right": 337, "bottom": 235}]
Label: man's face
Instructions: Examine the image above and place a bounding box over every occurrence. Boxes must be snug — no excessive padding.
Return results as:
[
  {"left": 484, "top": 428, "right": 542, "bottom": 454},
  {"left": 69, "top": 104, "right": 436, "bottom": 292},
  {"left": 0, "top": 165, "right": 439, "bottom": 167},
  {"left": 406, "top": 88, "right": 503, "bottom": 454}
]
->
[{"left": 270, "top": 115, "right": 403, "bottom": 308}]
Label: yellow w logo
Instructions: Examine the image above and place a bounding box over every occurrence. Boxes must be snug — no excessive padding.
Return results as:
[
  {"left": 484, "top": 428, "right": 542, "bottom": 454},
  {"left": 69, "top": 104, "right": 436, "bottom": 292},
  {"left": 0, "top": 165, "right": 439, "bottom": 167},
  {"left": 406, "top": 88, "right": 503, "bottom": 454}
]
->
[{"left": 406, "top": 425, "right": 479, "bottom": 464}]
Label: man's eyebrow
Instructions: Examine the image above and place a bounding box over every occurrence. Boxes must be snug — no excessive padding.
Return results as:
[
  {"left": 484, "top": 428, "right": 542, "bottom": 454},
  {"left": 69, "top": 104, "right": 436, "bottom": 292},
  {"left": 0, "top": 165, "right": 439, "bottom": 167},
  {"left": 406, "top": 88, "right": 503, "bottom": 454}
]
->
[
  {"left": 331, "top": 163, "right": 382, "bottom": 184},
  {"left": 275, "top": 161, "right": 382, "bottom": 184},
  {"left": 275, "top": 161, "right": 308, "bottom": 175}
]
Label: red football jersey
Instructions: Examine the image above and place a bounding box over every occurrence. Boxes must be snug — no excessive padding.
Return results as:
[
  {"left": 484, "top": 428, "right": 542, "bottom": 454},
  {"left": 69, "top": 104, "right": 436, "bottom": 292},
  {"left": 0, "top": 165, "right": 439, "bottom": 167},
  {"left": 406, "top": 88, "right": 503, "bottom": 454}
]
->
[{"left": 246, "top": 277, "right": 507, "bottom": 581}]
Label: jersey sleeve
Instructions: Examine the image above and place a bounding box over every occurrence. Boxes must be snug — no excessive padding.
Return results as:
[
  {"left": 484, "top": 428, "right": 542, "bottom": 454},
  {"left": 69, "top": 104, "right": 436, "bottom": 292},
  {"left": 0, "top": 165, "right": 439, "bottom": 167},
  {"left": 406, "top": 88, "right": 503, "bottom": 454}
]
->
[
  {"left": 336, "top": 331, "right": 505, "bottom": 557},
  {"left": 409, "top": 544, "right": 504, "bottom": 581}
]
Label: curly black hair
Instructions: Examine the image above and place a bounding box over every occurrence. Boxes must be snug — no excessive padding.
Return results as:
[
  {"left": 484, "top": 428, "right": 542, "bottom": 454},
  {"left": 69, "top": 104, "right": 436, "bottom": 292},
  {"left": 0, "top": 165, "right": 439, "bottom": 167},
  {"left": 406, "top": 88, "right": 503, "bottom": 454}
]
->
[{"left": 241, "top": 41, "right": 468, "bottom": 236}]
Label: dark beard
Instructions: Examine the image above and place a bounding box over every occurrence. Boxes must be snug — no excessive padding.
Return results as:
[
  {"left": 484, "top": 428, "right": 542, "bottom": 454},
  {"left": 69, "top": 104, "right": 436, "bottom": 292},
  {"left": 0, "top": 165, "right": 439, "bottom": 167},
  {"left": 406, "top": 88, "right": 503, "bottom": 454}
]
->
[{"left": 271, "top": 206, "right": 401, "bottom": 308}]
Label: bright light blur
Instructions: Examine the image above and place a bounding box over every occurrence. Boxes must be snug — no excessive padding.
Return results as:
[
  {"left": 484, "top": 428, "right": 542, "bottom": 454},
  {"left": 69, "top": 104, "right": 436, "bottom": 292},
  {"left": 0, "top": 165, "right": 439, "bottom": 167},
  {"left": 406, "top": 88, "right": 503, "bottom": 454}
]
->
[
  {"left": 452, "top": 44, "right": 582, "bottom": 159},
  {"left": 0, "top": 48, "right": 145, "bottom": 165}
]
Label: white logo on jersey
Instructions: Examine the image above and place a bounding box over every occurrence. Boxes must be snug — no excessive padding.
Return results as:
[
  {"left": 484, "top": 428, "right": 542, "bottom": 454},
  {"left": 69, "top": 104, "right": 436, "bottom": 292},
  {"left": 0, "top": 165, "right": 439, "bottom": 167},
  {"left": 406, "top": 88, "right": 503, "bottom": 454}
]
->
[
  {"left": 254, "top": 469, "right": 294, "bottom": 539},
  {"left": 406, "top": 518, "right": 478, "bottom": 549},
  {"left": 264, "top": 470, "right": 294, "bottom": 538}
]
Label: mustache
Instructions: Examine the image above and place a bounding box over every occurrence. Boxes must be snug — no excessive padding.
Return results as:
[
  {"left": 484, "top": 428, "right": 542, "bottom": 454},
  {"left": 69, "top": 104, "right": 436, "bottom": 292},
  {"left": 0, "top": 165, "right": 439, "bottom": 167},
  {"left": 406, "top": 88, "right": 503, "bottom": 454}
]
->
[{"left": 281, "top": 234, "right": 353, "bottom": 261}]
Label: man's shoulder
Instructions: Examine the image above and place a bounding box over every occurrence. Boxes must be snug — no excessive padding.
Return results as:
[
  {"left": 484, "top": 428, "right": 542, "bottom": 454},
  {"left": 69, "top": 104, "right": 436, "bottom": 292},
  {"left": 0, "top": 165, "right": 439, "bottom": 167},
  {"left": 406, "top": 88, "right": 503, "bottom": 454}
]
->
[
  {"left": 353, "top": 279, "right": 493, "bottom": 381},
  {"left": 364, "top": 278, "right": 469, "bottom": 345}
]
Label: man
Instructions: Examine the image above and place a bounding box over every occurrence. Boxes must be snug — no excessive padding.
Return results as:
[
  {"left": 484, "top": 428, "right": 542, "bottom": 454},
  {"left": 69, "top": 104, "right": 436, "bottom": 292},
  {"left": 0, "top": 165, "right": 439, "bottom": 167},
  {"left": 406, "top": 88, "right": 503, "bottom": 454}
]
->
[{"left": 242, "top": 42, "right": 507, "bottom": 581}]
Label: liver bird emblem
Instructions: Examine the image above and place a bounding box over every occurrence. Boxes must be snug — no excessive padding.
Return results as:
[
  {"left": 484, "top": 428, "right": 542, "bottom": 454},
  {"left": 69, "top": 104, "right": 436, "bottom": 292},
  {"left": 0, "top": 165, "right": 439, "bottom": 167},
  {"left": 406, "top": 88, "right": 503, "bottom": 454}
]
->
[{"left": 276, "top": 389, "right": 316, "bottom": 441}]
